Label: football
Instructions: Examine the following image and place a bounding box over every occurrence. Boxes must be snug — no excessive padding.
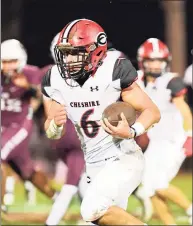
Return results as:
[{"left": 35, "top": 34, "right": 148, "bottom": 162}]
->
[{"left": 102, "top": 101, "right": 136, "bottom": 127}]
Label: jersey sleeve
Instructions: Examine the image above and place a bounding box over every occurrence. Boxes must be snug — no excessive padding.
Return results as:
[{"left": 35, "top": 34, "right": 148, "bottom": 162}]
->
[
  {"left": 40, "top": 65, "right": 53, "bottom": 79},
  {"left": 184, "top": 64, "right": 192, "bottom": 87},
  {"left": 41, "top": 68, "right": 51, "bottom": 97},
  {"left": 23, "top": 65, "right": 42, "bottom": 85},
  {"left": 41, "top": 67, "right": 64, "bottom": 104},
  {"left": 112, "top": 58, "right": 138, "bottom": 89},
  {"left": 167, "top": 76, "right": 187, "bottom": 97}
]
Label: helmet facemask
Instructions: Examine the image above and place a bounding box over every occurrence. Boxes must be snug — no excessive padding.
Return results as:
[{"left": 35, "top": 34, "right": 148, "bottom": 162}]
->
[
  {"left": 1, "top": 59, "right": 20, "bottom": 78},
  {"left": 137, "top": 38, "right": 171, "bottom": 78},
  {"left": 141, "top": 58, "right": 169, "bottom": 78},
  {"left": 54, "top": 43, "right": 93, "bottom": 82},
  {"left": 55, "top": 19, "right": 107, "bottom": 85}
]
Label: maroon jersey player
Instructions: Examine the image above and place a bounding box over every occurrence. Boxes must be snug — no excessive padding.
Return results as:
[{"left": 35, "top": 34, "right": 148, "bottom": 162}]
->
[{"left": 1, "top": 39, "right": 56, "bottom": 212}]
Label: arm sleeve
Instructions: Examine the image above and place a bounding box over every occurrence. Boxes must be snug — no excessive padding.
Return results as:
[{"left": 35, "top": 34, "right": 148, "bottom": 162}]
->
[
  {"left": 23, "top": 65, "right": 42, "bottom": 86},
  {"left": 167, "top": 77, "right": 187, "bottom": 97},
  {"left": 112, "top": 58, "right": 138, "bottom": 89},
  {"left": 41, "top": 68, "right": 64, "bottom": 104}
]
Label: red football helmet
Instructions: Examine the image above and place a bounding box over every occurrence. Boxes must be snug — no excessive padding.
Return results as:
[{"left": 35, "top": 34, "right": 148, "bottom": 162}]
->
[
  {"left": 137, "top": 38, "right": 171, "bottom": 78},
  {"left": 54, "top": 19, "right": 107, "bottom": 82}
]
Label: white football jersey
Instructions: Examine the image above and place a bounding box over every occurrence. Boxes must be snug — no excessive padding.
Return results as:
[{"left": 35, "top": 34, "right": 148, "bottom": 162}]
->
[
  {"left": 184, "top": 64, "right": 192, "bottom": 88},
  {"left": 42, "top": 50, "right": 140, "bottom": 163},
  {"left": 137, "top": 70, "right": 186, "bottom": 142}
]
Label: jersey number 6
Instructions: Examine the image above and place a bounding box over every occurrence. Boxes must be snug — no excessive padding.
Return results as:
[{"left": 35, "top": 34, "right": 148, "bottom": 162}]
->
[{"left": 80, "top": 109, "right": 100, "bottom": 138}]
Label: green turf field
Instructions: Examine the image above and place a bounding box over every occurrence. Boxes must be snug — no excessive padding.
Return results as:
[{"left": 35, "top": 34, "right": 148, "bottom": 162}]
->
[{"left": 2, "top": 173, "right": 192, "bottom": 225}]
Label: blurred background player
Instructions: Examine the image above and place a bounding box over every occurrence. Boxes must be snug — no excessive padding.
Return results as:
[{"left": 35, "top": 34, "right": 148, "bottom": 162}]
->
[
  {"left": 1, "top": 36, "right": 86, "bottom": 225},
  {"left": 39, "top": 33, "right": 85, "bottom": 225},
  {"left": 1, "top": 39, "right": 57, "bottom": 213},
  {"left": 135, "top": 38, "right": 192, "bottom": 225}
]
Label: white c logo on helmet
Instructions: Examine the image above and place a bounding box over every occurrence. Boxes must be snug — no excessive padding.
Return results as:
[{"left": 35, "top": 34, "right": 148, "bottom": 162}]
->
[{"left": 96, "top": 32, "right": 107, "bottom": 46}]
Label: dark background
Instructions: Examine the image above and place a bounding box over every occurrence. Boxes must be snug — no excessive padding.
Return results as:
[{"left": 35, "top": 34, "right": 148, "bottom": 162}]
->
[{"left": 2, "top": 0, "right": 193, "bottom": 69}]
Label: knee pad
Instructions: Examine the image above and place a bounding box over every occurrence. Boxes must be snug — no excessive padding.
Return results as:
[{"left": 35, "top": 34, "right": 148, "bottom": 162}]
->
[{"left": 80, "top": 195, "right": 114, "bottom": 222}]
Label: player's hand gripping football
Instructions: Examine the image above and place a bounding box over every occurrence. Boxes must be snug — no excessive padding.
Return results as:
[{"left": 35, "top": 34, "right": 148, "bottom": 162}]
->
[
  {"left": 101, "top": 112, "right": 133, "bottom": 139},
  {"left": 53, "top": 104, "right": 67, "bottom": 127}
]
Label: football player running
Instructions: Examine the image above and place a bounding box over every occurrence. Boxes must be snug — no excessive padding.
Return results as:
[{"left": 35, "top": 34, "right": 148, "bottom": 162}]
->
[
  {"left": 135, "top": 38, "right": 192, "bottom": 225},
  {"left": 1, "top": 39, "right": 57, "bottom": 213},
  {"left": 42, "top": 19, "right": 160, "bottom": 225}
]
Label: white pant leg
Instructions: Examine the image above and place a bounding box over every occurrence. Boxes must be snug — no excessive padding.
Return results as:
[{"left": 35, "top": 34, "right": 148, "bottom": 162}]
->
[
  {"left": 167, "top": 147, "right": 186, "bottom": 182},
  {"left": 80, "top": 150, "right": 145, "bottom": 222},
  {"left": 141, "top": 139, "right": 186, "bottom": 197}
]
